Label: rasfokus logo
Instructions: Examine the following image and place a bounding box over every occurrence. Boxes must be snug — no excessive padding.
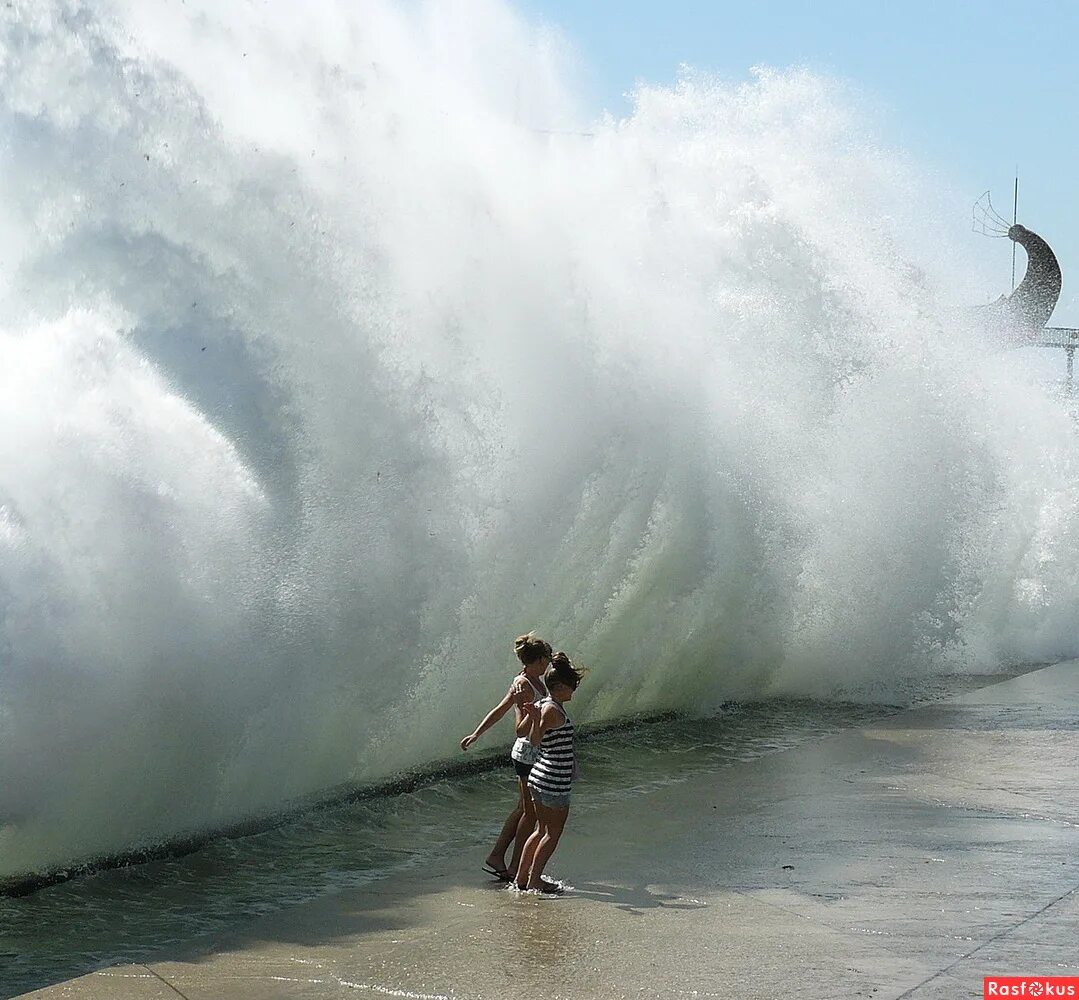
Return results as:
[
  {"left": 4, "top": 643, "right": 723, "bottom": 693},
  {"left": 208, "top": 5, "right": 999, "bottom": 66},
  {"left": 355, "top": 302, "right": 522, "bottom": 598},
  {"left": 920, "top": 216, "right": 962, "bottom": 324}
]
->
[{"left": 984, "top": 978, "right": 1079, "bottom": 998}]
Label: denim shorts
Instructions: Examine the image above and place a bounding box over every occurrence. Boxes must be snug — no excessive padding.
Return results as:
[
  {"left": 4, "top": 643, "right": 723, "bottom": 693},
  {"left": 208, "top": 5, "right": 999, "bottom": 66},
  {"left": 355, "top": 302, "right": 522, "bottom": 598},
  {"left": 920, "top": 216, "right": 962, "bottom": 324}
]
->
[{"left": 530, "top": 786, "right": 571, "bottom": 808}]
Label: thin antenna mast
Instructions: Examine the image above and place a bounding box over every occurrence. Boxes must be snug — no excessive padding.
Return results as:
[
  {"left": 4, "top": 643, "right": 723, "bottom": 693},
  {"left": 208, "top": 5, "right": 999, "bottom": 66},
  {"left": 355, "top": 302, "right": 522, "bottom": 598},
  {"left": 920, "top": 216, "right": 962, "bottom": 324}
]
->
[{"left": 1011, "top": 170, "right": 1019, "bottom": 292}]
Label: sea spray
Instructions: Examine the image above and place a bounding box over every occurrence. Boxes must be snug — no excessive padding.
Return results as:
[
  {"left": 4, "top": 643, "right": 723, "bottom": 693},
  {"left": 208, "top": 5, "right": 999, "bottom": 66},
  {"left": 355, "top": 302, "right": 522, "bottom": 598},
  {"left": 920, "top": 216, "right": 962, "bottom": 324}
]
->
[{"left": 1, "top": 0, "right": 1077, "bottom": 879}]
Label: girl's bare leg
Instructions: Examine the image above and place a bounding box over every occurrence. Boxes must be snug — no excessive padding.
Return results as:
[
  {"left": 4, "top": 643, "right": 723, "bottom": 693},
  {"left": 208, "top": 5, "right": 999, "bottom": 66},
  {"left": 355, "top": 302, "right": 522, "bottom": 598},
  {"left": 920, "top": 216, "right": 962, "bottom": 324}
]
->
[
  {"left": 485, "top": 785, "right": 525, "bottom": 873},
  {"left": 508, "top": 778, "right": 536, "bottom": 874},
  {"left": 515, "top": 819, "right": 544, "bottom": 889},
  {"left": 525, "top": 803, "right": 568, "bottom": 889}
]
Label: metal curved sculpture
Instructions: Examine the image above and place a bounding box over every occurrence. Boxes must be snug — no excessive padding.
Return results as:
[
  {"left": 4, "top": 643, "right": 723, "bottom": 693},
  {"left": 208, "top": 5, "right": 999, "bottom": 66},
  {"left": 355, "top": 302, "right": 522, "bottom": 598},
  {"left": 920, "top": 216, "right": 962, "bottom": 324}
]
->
[
  {"left": 972, "top": 192, "right": 1062, "bottom": 333},
  {"left": 973, "top": 189, "right": 1077, "bottom": 388},
  {"left": 990, "top": 224, "right": 1062, "bottom": 331}
]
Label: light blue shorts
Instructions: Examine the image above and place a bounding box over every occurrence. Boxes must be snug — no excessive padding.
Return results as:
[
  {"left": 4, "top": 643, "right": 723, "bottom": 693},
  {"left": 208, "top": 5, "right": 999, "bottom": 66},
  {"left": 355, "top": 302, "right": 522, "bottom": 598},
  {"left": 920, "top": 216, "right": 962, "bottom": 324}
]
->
[{"left": 530, "top": 786, "right": 571, "bottom": 809}]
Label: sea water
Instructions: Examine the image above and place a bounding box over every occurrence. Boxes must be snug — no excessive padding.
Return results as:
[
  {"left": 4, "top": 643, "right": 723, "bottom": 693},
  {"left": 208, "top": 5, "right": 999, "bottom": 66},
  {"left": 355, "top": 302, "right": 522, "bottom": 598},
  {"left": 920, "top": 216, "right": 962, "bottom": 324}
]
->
[
  {"left": 2, "top": 688, "right": 1018, "bottom": 998},
  {"left": 2, "top": 0, "right": 1079, "bottom": 890}
]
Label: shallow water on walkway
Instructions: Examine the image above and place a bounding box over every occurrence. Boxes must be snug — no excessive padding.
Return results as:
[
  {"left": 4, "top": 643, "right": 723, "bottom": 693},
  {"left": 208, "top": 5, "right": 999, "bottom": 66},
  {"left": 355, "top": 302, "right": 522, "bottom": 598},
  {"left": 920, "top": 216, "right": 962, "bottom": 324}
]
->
[{"left": 0, "top": 675, "right": 1014, "bottom": 997}]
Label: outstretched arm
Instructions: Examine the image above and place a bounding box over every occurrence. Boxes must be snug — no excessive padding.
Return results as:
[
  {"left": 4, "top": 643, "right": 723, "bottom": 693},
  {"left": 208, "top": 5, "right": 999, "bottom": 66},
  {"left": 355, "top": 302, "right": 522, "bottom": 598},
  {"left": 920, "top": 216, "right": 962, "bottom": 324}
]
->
[{"left": 460, "top": 683, "right": 525, "bottom": 750}]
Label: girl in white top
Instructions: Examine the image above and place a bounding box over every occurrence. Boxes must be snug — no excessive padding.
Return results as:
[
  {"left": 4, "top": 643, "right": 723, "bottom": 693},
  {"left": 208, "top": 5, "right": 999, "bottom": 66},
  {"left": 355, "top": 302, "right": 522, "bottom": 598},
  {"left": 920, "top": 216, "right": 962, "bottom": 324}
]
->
[{"left": 460, "top": 633, "right": 552, "bottom": 880}]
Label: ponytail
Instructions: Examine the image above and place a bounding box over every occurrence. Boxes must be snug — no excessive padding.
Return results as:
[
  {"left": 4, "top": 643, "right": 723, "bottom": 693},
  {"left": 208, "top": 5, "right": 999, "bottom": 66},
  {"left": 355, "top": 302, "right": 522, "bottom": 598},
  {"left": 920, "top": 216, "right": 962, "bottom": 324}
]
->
[{"left": 546, "top": 651, "right": 586, "bottom": 691}]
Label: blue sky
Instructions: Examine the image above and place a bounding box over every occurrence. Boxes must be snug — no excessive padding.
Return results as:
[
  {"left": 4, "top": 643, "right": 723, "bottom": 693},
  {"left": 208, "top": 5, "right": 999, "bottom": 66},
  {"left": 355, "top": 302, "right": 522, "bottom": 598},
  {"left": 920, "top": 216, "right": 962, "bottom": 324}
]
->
[{"left": 520, "top": 1, "right": 1079, "bottom": 327}]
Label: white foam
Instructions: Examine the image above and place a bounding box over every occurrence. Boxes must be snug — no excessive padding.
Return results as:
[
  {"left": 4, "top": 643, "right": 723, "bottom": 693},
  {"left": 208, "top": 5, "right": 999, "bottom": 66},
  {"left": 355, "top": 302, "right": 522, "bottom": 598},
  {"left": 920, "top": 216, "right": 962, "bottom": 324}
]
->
[{"left": 1, "top": 0, "right": 1076, "bottom": 877}]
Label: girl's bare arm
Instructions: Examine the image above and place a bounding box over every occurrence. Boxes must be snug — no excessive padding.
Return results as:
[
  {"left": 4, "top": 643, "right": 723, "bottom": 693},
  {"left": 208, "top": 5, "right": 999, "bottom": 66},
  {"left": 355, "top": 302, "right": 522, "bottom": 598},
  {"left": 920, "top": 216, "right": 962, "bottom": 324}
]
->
[
  {"left": 527, "top": 703, "right": 560, "bottom": 746},
  {"left": 515, "top": 700, "right": 539, "bottom": 737},
  {"left": 460, "top": 686, "right": 518, "bottom": 750}
]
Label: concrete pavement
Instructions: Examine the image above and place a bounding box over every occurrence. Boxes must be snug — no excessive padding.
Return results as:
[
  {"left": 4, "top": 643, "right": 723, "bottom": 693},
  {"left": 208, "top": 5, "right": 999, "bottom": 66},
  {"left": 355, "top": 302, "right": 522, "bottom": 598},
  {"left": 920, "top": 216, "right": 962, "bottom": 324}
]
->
[{"left": 20, "top": 662, "right": 1079, "bottom": 1000}]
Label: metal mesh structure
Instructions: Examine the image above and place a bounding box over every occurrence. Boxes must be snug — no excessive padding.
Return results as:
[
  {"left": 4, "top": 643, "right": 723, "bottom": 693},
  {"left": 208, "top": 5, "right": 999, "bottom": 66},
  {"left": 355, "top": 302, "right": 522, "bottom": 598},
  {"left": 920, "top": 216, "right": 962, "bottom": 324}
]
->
[{"left": 971, "top": 190, "right": 1012, "bottom": 238}]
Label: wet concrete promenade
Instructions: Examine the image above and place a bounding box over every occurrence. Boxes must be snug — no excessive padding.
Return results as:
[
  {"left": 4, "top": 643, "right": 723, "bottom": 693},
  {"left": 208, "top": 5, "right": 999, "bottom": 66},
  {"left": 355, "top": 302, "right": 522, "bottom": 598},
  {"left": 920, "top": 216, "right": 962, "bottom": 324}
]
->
[{"left": 21, "top": 662, "right": 1079, "bottom": 1000}]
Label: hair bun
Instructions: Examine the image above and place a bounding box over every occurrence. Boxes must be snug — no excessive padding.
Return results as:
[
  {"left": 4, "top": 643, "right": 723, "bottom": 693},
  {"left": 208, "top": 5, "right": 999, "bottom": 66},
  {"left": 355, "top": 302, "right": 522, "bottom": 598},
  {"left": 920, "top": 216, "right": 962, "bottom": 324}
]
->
[{"left": 514, "top": 632, "right": 553, "bottom": 665}]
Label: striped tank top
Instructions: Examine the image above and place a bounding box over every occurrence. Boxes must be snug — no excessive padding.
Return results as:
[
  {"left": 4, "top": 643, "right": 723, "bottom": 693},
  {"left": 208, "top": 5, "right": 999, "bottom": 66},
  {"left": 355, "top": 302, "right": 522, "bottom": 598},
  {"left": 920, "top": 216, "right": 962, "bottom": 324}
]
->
[{"left": 527, "top": 697, "right": 574, "bottom": 795}]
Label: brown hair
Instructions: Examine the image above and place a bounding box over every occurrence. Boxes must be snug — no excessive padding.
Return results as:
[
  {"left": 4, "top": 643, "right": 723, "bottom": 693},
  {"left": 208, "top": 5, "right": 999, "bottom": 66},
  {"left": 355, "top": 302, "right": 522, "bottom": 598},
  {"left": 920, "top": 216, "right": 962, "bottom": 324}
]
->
[
  {"left": 514, "top": 632, "right": 553, "bottom": 666},
  {"left": 545, "top": 651, "right": 586, "bottom": 691}
]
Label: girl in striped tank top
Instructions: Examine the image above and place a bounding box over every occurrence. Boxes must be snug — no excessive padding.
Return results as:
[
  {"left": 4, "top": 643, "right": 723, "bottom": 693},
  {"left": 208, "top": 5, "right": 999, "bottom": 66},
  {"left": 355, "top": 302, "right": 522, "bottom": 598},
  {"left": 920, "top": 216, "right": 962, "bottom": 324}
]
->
[
  {"left": 514, "top": 651, "right": 586, "bottom": 893},
  {"left": 460, "top": 633, "right": 552, "bottom": 881}
]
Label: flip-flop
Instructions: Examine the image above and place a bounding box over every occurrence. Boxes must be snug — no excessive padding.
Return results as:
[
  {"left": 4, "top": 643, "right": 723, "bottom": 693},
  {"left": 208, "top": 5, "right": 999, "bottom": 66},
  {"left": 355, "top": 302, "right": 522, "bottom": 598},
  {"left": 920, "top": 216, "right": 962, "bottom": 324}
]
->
[{"left": 482, "top": 865, "right": 512, "bottom": 882}]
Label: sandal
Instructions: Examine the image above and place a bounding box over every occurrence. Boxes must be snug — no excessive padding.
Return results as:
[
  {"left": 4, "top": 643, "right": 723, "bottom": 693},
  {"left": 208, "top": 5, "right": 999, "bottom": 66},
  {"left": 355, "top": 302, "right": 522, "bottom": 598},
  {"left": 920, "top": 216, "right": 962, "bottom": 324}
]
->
[{"left": 482, "top": 865, "right": 513, "bottom": 882}]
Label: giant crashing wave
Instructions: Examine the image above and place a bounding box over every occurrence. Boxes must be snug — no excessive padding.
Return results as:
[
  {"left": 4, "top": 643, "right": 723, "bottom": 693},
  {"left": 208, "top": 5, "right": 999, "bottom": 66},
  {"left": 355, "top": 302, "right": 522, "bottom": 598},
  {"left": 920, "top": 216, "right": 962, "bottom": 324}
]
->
[{"left": 2, "top": 0, "right": 1079, "bottom": 880}]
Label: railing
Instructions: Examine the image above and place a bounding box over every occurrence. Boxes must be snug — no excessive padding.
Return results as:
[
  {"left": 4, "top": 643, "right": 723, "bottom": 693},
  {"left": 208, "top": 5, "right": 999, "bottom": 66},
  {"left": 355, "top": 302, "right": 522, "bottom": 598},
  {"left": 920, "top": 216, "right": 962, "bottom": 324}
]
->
[
  {"left": 1035, "top": 327, "right": 1079, "bottom": 348},
  {"left": 1034, "top": 327, "right": 1079, "bottom": 388}
]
